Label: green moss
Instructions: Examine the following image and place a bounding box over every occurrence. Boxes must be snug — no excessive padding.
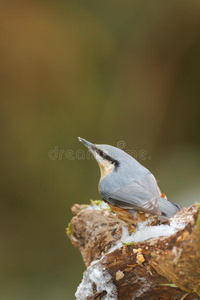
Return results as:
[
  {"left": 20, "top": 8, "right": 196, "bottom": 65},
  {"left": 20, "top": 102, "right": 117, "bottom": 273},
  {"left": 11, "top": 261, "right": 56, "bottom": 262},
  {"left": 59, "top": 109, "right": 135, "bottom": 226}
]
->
[
  {"left": 196, "top": 213, "right": 200, "bottom": 228},
  {"left": 193, "top": 283, "right": 200, "bottom": 297},
  {"left": 66, "top": 221, "right": 72, "bottom": 235},
  {"left": 90, "top": 199, "right": 113, "bottom": 212},
  {"left": 196, "top": 205, "right": 200, "bottom": 228},
  {"left": 80, "top": 204, "right": 89, "bottom": 210},
  {"left": 105, "top": 206, "right": 113, "bottom": 212},
  {"left": 90, "top": 199, "right": 102, "bottom": 205},
  {"left": 195, "top": 205, "right": 200, "bottom": 251},
  {"left": 160, "top": 283, "right": 200, "bottom": 297},
  {"left": 122, "top": 242, "right": 134, "bottom": 246}
]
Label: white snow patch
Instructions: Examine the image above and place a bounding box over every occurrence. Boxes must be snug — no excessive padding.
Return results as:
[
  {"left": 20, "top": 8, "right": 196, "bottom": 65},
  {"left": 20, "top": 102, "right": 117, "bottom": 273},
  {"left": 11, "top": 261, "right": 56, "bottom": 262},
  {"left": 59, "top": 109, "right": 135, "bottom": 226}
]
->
[
  {"left": 109, "top": 219, "right": 186, "bottom": 251},
  {"left": 86, "top": 203, "right": 185, "bottom": 245},
  {"left": 75, "top": 264, "right": 117, "bottom": 300},
  {"left": 90, "top": 255, "right": 104, "bottom": 266},
  {"left": 86, "top": 201, "right": 111, "bottom": 211}
]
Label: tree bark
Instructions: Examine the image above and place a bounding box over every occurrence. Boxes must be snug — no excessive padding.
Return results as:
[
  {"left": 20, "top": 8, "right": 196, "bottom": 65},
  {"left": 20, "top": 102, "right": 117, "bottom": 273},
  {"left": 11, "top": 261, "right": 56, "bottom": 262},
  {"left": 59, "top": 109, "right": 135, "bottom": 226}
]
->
[{"left": 67, "top": 203, "right": 200, "bottom": 300}]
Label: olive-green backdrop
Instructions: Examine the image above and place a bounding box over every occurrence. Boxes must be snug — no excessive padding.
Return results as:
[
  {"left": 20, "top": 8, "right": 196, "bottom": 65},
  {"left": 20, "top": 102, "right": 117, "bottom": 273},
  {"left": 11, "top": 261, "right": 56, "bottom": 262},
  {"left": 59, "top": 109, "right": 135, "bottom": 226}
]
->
[{"left": 1, "top": 1, "right": 200, "bottom": 299}]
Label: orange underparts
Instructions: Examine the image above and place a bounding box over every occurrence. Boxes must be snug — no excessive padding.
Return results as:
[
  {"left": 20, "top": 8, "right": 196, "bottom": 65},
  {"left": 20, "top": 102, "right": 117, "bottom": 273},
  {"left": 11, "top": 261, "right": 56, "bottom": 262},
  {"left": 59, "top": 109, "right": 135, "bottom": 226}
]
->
[{"left": 108, "top": 204, "right": 151, "bottom": 226}]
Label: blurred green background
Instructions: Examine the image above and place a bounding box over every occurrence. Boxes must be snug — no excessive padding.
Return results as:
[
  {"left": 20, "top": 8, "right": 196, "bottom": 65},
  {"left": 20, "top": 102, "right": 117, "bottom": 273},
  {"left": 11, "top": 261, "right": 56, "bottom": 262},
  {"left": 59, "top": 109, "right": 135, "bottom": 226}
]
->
[{"left": 1, "top": 1, "right": 200, "bottom": 299}]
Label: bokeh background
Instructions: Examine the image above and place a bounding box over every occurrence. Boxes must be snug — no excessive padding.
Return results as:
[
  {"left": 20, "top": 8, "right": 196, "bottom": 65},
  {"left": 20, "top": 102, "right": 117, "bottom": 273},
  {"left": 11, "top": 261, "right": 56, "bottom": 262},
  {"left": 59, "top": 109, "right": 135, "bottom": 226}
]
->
[{"left": 1, "top": 1, "right": 200, "bottom": 299}]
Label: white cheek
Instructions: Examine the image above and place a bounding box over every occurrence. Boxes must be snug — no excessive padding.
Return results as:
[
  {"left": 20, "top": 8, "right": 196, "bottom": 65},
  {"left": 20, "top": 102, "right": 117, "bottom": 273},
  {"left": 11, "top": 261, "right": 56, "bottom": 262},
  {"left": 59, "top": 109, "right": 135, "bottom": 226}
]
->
[{"left": 93, "top": 152, "right": 103, "bottom": 163}]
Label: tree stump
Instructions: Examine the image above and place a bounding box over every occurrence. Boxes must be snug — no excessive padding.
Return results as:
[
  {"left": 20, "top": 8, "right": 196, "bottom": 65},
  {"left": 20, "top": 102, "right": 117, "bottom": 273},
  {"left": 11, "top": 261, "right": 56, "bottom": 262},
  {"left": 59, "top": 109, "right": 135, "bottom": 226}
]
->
[{"left": 67, "top": 202, "right": 200, "bottom": 300}]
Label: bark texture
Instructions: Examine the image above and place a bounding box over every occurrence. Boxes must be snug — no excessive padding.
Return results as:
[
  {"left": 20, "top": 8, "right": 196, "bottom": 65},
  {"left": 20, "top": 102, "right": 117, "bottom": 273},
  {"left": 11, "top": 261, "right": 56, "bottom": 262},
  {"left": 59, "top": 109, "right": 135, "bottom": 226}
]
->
[{"left": 67, "top": 203, "right": 200, "bottom": 300}]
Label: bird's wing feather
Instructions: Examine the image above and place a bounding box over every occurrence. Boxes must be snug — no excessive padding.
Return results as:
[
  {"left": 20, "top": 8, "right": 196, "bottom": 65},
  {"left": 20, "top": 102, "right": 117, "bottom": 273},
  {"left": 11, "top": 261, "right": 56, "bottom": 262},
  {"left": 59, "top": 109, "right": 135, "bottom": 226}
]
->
[{"left": 101, "top": 173, "right": 161, "bottom": 215}]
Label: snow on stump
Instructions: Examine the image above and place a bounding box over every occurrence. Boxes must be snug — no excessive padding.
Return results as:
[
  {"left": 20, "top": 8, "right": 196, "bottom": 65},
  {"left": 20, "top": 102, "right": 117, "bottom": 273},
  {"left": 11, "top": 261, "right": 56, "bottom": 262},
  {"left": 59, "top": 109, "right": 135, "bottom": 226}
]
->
[{"left": 67, "top": 202, "right": 200, "bottom": 300}]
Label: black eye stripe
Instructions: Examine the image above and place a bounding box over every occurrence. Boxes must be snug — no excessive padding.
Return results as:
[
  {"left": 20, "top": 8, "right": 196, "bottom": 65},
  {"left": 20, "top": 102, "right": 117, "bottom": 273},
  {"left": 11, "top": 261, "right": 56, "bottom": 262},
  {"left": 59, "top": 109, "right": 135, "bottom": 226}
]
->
[{"left": 96, "top": 148, "right": 119, "bottom": 165}]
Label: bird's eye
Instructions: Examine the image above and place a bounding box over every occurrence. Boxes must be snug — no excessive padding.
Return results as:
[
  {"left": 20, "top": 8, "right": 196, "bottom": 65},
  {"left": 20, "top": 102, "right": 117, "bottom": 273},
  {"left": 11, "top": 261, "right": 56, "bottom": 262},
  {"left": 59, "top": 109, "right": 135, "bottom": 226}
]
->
[{"left": 99, "top": 150, "right": 104, "bottom": 157}]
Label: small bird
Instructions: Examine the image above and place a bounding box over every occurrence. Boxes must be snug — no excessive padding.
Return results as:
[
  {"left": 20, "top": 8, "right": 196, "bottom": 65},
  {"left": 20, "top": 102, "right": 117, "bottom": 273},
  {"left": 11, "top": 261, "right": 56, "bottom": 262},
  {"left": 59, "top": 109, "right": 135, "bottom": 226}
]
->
[{"left": 78, "top": 137, "right": 180, "bottom": 224}]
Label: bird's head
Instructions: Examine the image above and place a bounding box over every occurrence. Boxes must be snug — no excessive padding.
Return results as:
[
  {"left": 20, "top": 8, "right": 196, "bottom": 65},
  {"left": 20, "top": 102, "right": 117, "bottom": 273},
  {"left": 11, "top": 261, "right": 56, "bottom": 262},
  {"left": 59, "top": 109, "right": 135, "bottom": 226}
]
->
[{"left": 78, "top": 137, "right": 123, "bottom": 178}]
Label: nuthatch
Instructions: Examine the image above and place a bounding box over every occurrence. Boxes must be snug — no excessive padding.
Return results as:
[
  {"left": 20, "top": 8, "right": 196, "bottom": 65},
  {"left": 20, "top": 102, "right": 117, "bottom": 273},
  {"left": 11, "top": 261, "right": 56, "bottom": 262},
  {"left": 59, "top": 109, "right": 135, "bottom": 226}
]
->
[{"left": 78, "top": 137, "right": 180, "bottom": 224}]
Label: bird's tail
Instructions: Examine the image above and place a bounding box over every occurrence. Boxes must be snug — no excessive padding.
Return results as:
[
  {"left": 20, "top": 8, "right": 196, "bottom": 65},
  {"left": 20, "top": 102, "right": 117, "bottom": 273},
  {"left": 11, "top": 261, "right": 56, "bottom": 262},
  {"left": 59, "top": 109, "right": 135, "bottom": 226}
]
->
[{"left": 158, "top": 196, "right": 180, "bottom": 220}]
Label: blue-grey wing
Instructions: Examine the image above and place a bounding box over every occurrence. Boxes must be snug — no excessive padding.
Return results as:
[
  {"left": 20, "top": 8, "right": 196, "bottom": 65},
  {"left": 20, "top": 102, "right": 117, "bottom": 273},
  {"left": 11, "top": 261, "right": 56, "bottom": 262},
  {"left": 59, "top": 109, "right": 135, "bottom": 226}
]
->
[{"left": 101, "top": 173, "right": 161, "bottom": 215}]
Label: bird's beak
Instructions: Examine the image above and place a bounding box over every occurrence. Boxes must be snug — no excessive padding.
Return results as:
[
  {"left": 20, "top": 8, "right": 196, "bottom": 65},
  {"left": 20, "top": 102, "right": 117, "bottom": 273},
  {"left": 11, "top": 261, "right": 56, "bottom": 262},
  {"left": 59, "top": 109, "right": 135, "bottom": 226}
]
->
[{"left": 78, "top": 137, "right": 94, "bottom": 150}]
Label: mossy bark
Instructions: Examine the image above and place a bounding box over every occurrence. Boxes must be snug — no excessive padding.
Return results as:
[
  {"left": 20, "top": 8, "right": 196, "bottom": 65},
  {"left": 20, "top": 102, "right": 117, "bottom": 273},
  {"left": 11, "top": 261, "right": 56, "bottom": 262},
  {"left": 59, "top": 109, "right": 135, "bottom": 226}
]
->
[{"left": 67, "top": 204, "right": 200, "bottom": 300}]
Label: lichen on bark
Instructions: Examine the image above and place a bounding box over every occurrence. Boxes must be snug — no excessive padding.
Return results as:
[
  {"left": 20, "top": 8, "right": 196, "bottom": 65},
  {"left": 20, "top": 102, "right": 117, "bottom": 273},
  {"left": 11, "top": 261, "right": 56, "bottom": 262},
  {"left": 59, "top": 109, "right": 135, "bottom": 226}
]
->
[{"left": 67, "top": 203, "right": 200, "bottom": 299}]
